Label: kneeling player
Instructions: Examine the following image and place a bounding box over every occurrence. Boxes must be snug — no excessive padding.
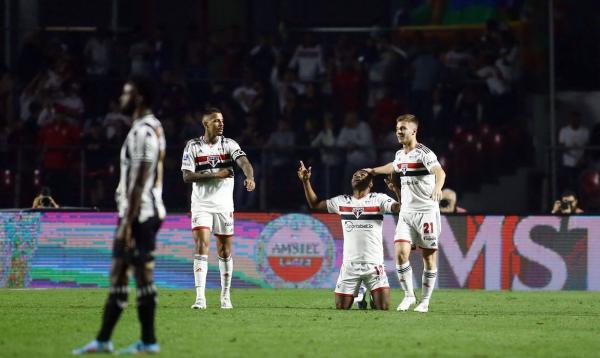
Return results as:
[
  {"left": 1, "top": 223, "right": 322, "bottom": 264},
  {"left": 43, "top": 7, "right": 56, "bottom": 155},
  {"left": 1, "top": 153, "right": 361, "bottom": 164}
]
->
[{"left": 298, "top": 161, "right": 400, "bottom": 310}]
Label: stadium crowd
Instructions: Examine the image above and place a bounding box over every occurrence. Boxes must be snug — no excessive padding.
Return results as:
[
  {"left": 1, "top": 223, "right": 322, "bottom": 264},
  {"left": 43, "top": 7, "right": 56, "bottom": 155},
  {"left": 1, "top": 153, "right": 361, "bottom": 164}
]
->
[{"left": 0, "top": 20, "right": 539, "bottom": 210}]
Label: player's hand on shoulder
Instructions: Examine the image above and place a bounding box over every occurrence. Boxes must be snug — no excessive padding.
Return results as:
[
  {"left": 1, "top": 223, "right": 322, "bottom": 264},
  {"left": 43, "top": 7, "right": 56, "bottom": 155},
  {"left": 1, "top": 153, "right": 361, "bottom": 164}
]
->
[{"left": 297, "top": 161, "right": 311, "bottom": 182}]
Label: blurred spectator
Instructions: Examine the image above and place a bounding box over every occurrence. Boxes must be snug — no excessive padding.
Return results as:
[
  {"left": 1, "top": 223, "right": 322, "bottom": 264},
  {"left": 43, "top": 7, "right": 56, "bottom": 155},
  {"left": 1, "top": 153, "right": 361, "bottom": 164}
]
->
[
  {"left": 272, "top": 66, "right": 305, "bottom": 113},
  {"left": 83, "top": 121, "right": 108, "bottom": 206},
  {"left": 55, "top": 81, "right": 85, "bottom": 124},
  {"left": 32, "top": 186, "right": 59, "bottom": 209},
  {"left": 551, "top": 189, "right": 584, "bottom": 214},
  {"left": 265, "top": 120, "right": 296, "bottom": 209},
  {"left": 370, "top": 86, "right": 405, "bottom": 139},
  {"left": 235, "top": 116, "right": 264, "bottom": 211},
  {"left": 332, "top": 59, "right": 364, "bottom": 113},
  {"left": 37, "top": 109, "right": 80, "bottom": 205},
  {"left": 288, "top": 33, "right": 325, "bottom": 82},
  {"left": 84, "top": 29, "right": 112, "bottom": 76},
  {"left": 129, "top": 31, "right": 154, "bottom": 76},
  {"left": 232, "top": 74, "right": 259, "bottom": 113},
  {"left": 222, "top": 26, "right": 246, "bottom": 79},
  {"left": 104, "top": 99, "right": 131, "bottom": 144},
  {"left": 440, "top": 188, "right": 467, "bottom": 213},
  {"left": 311, "top": 114, "right": 341, "bottom": 197},
  {"left": 558, "top": 111, "right": 589, "bottom": 190},
  {"left": 336, "top": 112, "right": 375, "bottom": 192},
  {"left": 410, "top": 44, "right": 440, "bottom": 127},
  {"left": 249, "top": 33, "right": 279, "bottom": 82}
]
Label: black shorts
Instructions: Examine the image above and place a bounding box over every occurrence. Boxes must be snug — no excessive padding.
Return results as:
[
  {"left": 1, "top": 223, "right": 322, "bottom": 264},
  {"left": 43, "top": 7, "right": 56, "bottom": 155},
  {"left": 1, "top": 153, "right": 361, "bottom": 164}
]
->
[{"left": 113, "top": 216, "right": 163, "bottom": 263}]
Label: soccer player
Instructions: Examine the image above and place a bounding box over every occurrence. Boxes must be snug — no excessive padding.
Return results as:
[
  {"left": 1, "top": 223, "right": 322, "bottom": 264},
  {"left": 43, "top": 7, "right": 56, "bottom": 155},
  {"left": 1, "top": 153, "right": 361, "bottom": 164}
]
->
[
  {"left": 181, "top": 107, "right": 255, "bottom": 309},
  {"left": 73, "top": 76, "right": 165, "bottom": 354},
  {"left": 298, "top": 161, "right": 400, "bottom": 310},
  {"left": 365, "top": 114, "right": 446, "bottom": 313}
]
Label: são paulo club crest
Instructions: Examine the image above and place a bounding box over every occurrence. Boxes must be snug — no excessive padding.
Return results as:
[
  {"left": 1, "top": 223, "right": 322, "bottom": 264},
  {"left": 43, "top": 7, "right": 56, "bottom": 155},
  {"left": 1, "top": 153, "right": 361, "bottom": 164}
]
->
[
  {"left": 207, "top": 155, "right": 220, "bottom": 167},
  {"left": 400, "top": 163, "right": 408, "bottom": 175},
  {"left": 255, "top": 214, "right": 335, "bottom": 288},
  {"left": 352, "top": 207, "right": 364, "bottom": 219}
]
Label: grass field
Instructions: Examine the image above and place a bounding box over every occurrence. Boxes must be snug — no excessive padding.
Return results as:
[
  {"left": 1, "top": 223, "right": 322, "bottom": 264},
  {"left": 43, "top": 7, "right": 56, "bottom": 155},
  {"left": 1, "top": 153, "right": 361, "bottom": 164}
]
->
[{"left": 1, "top": 288, "right": 599, "bottom": 357}]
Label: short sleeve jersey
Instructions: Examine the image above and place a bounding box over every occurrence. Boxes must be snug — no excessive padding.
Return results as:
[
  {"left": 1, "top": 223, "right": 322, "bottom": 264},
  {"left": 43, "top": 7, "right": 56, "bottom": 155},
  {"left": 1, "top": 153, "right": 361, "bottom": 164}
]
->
[
  {"left": 326, "top": 193, "right": 395, "bottom": 264},
  {"left": 115, "top": 114, "right": 166, "bottom": 222},
  {"left": 181, "top": 136, "right": 246, "bottom": 213},
  {"left": 392, "top": 143, "right": 440, "bottom": 213}
]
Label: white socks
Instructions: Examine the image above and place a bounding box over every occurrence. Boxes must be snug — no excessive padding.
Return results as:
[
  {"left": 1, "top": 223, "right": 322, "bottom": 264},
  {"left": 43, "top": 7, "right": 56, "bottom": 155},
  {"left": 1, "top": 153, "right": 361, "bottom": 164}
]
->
[
  {"left": 218, "top": 255, "right": 233, "bottom": 296},
  {"left": 396, "top": 262, "right": 415, "bottom": 297},
  {"left": 193, "top": 254, "right": 208, "bottom": 300},
  {"left": 422, "top": 269, "right": 438, "bottom": 301}
]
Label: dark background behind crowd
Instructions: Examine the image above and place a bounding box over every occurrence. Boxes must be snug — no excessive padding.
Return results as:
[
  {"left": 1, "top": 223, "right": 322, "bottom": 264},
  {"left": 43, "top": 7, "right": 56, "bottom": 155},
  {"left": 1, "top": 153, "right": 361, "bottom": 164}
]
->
[{"left": 1, "top": 0, "right": 600, "bottom": 213}]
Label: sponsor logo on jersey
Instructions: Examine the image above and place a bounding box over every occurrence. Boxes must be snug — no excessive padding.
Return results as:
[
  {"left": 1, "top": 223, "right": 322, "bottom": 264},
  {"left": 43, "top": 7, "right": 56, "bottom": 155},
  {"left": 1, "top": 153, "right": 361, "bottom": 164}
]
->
[
  {"left": 344, "top": 221, "right": 374, "bottom": 232},
  {"left": 256, "top": 214, "right": 335, "bottom": 287}
]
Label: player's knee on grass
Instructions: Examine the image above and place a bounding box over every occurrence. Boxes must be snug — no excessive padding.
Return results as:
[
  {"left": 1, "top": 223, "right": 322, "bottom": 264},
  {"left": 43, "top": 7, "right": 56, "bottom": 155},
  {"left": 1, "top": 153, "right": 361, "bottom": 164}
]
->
[
  {"left": 335, "top": 295, "right": 353, "bottom": 310},
  {"left": 371, "top": 289, "right": 390, "bottom": 310}
]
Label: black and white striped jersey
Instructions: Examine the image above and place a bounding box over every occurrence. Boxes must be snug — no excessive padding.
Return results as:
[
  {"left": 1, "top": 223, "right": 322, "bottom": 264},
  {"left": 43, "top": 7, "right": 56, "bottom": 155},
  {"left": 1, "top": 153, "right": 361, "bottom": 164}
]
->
[{"left": 116, "top": 114, "right": 166, "bottom": 222}]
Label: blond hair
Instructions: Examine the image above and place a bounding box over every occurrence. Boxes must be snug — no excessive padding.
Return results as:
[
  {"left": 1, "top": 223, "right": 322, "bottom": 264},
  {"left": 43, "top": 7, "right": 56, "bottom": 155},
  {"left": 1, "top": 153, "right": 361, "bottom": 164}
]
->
[{"left": 396, "top": 114, "right": 419, "bottom": 128}]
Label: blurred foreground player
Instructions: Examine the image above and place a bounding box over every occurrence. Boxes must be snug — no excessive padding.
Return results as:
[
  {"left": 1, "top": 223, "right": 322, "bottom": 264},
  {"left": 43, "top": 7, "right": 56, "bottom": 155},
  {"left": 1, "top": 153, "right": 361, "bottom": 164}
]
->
[
  {"left": 181, "top": 107, "right": 255, "bottom": 309},
  {"left": 73, "top": 76, "right": 165, "bottom": 355},
  {"left": 298, "top": 161, "right": 400, "bottom": 310},
  {"left": 365, "top": 114, "right": 446, "bottom": 313}
]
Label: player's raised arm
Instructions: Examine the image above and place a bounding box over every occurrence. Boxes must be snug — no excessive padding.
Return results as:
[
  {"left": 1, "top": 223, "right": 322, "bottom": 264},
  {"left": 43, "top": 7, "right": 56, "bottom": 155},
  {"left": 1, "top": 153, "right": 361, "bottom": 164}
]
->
[
  {"left": 235, "top": 155, "right": 255, "bottom": 192},
  {"left": 364, "top": 162, "right": 395, "bottom": 176},
  {"left": 430, "top": 165, "right": 446, "bottom": 202},
  {"left": 384, "top": 174, "right": 401, "bottom": 213},
  {"left": 297, "top": 161, "right": 327, "bottom": 211},
  {"left": 182, "top": 169, "right": 233, "bottom": 183}
]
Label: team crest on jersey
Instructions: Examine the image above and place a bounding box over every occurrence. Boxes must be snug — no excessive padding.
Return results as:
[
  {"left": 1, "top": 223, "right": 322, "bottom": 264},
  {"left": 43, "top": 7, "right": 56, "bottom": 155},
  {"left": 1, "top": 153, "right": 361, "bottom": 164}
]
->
[
  {"left": 207, "top": 155, "right": 220, "bottom": 167},
  {"left": 400, "top": 163, "right": 408, "bottom": 175},
  {"left": 352, "top": 207, "right": 364, "bottom": 219}
]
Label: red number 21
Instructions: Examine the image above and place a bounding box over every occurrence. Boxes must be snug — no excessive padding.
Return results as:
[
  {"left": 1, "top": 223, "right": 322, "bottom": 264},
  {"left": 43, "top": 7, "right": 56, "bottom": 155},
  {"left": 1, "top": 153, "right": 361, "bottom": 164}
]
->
[{"left": 423, "top": 222, "right": 434, "bottom": 234}]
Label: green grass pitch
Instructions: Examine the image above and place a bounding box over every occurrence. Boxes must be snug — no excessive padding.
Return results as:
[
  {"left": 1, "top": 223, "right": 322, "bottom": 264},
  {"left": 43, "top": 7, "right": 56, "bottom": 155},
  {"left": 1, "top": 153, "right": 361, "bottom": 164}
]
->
[{"left": 1, "top": 288, "right": 599, "bottom": 357}]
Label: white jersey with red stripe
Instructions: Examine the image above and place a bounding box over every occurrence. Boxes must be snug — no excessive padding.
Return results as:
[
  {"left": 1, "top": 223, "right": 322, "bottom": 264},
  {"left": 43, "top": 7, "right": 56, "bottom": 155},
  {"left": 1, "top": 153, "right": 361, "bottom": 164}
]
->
[
  {"left": 181, "top": 136, "right": 246, "bottom": 213},
  {"left": 326, "top": 193, "right": 395, "bottom": 264},
  {"left": 392, "top": 143, "right": 440, "bottom": 213}
]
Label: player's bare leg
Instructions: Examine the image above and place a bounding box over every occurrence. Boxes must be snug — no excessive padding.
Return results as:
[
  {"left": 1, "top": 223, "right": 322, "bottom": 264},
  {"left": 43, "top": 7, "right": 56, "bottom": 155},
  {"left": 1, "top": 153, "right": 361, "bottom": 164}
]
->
[
  {"left": 370, "top": 288, "right": 390, "bottom": 310},
  {"left": 216, "top": 234, "right": 233, "bottom": 309},
  {"left": 335, "top": 294, "right": 354, "bottom": 310},
  {"left": 191, "top": 228, "right": 211, "bottom": 309},
  {"left": 414, "top": 248, "right": 438, "bottom": 313},
  {"left": 395, "top": 241, "right": 416, "bottom": 311}
]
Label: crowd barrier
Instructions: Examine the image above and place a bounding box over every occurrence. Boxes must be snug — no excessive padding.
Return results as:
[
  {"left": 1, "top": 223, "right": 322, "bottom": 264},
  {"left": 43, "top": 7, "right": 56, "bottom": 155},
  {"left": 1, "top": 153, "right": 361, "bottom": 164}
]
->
[{"left": 1, "top": 212, "right": 598, "bottom": 290}]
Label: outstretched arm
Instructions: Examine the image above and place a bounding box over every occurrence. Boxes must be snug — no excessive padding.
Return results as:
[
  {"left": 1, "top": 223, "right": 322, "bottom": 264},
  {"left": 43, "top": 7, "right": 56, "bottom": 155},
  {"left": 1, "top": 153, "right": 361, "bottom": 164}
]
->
[
  {"left": 182, "top": 169, "right": 233, "bottom": 183},
  {"left": 235, "top": 155, "right": 256, "bottom": 192},
  {"left": 297, "top": 161, "right": 327, "bottom": 211},
  {"left": 364, "top": 162, "right": 395, "bottom": 176}
]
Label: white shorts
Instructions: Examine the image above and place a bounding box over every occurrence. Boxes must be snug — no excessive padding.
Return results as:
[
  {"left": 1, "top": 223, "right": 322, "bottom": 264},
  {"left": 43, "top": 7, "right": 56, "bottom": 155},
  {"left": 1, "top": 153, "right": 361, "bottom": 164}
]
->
[
  {"left": 334, "top": 262, "right": 390, "bottom": 297},
  {"left": 191, "top": 211, "right": 234, "bottom": 235},
  {"left": 394, "top": 210, "right": 441, "bottom": 250}
]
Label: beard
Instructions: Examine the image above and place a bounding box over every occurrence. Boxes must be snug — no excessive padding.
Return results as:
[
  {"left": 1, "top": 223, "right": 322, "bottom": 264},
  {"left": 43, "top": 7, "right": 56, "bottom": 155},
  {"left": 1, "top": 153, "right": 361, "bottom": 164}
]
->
[
  {"left": 352, "top": 178, "right": 371, "bottom": 191},
  {"left": 121, "top": 99, "right": 136, "bottom": 117}
]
